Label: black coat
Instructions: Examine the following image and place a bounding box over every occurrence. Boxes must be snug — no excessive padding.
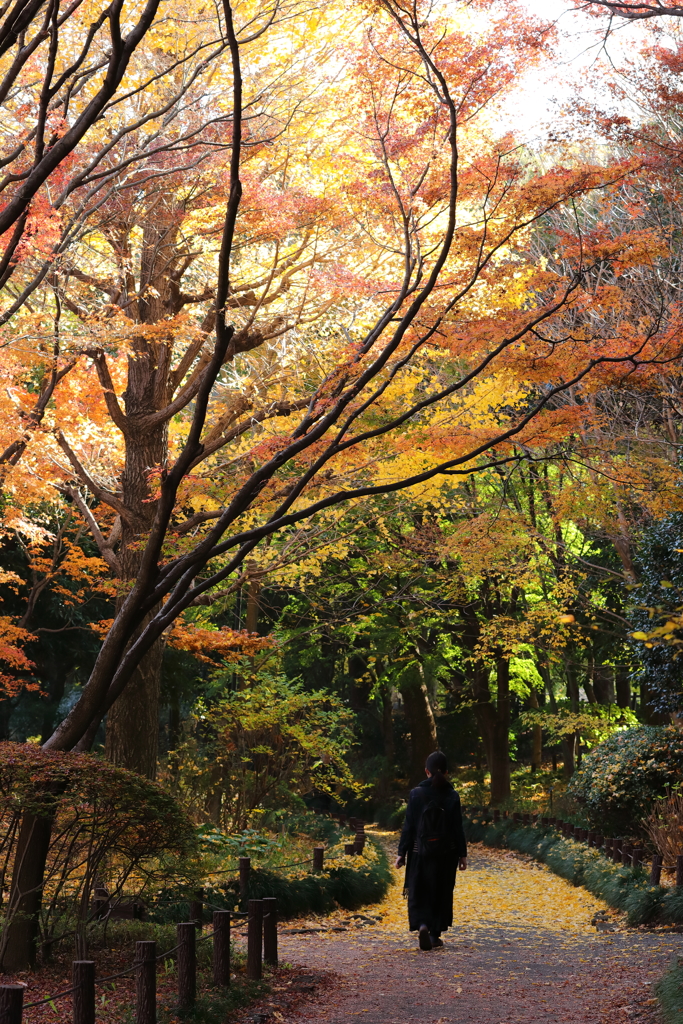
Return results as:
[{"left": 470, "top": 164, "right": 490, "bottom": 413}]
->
[
  {"left": 398, "top": 778, "right": 467, "bottom": 935},
  {"left": 398, "top": 778, "right": 467, "bottom": 858}
]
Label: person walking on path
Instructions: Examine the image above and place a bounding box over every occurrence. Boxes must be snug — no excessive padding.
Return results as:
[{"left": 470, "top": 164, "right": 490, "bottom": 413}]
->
[{"left": 395, "top": 750, "right": 467, "bottom": 951}]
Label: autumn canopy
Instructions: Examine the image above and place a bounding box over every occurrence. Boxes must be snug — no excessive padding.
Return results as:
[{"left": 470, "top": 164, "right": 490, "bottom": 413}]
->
[{"left": 1, "top": 0, "right": 683, "bottom": 976}]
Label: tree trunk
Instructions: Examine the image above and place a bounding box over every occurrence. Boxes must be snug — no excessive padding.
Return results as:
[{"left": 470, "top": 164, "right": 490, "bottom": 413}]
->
[
  {"left": 562, "top": 652, "right": 580, "bottom": 779},
  {"left": 105, "top": 635, "right": 163, "bottom": 778},
  {"left": 615, "top": 666, "right": 631, "bottom": 709},
  {"left": 380, "top": 680, "right": 395, "bottom": 765},
  {"left": 490, "top": 659, "right": 511, "bottom": 803},
  {"left": 399, "top": 665, "right": 437, "bottom": 786},
  {"left": 0, "top": 698, "right": 11, "bottom": 739},
  {"left": 246, "top": 573, "right": 260, "bottom": 634},
  {"left": 0, "top": 809, "right": 55, "bottom": 969},
  {"left": 528, "top": 685, "right": 542, "bottom": 772},
  {"left": 104, "top": 410, "right": 167, "bottom": 778},
  {"left": 472, "top": 659, "right": 511, "bottom": 804},
  {"left": 593, "top": 665, "right": 615, "bottom": 705},
  {"left": 535, "top": 650, "right": 557, "bottom": 712}
]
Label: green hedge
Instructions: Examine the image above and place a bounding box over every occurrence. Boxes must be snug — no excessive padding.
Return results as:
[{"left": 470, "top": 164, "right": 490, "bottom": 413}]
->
[
  {"left": 150, "top": 840, "right": 392, "bottom": 923},
  {"left": 246, "top": 855, "right": 392, "bottom": 917},
  {"left": 464, "top": 815, "right": 680, "bottom": 926},
  {"left": 656, "top": 959, "right": 683, "bottom": 1024}
]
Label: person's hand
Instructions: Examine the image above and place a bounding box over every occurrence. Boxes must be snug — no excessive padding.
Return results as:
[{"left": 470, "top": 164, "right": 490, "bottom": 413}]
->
[
  {"left": 395, "top": 855, "right": 405, "bottom": 868},
  {"left": 458, "top": 857, "right": 468, "bottom": 870}
]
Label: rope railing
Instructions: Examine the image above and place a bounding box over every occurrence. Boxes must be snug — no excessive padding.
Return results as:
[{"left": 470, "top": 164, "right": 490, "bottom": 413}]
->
[
  {"left": 0, "top": 821, "right": 367, "bottom": 1023},
  {"left": 23, "top": 986, "right": 76, "bottom": 1009},
  {"left": 0, "top": 904, "right": 276, "bottom": 1024}
]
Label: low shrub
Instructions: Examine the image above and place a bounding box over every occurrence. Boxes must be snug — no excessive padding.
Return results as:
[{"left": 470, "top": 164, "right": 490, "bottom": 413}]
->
[
  {"left": 159, "top": 981, "right": 266, "bottom": 1024},
  {"left": 464, "top": 815, "right": 670, "bottom": 926},
  {"left": 567, "top": 726, "right": 683, "bottom": 835},
  {"left": 247, "top": 859, "right": 391, "bottom": 916},
  {"left": 656, "top": 958, "right": 683, "bottom": 1024},
  {"left": 166, "top": 674, "right": 361, "bottom": 830},
  {"left": 149, "top": 837, "right": 392, "bottom": 922},
  {"left": 644, "top": 793, "right": 683, "bottom": 862},
  {"left": 236, "top": 840, "right": 390, "bottom": 918},
  {"left": 0, "top": 743, "right": 195, "bottom": 959}
]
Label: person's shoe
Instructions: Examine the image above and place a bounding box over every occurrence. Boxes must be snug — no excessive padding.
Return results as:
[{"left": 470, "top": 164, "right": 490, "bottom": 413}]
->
[
  {"left": 431, "top": 935, "right": 444, "bottom": 948},
  {"left": 418, "top": 925, "right": 432, "bottom": 950}
]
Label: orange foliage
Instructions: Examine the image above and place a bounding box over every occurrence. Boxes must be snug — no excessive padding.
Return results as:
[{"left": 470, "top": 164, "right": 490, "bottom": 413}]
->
[
  {"left": 0, "top": 618, "right": 37, "bottom": 698},
  {"left": 165, "top": 623, "right": 274, "bottom": 662}
]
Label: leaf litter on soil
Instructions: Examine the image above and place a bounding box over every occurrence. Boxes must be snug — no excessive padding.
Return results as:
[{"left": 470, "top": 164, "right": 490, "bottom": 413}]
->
[
  {"left": 296, "top": 831, "right": 615, "bottom": 941},
  {"left": 274, "top": 831, "right": 683, "bottom": 1024}
]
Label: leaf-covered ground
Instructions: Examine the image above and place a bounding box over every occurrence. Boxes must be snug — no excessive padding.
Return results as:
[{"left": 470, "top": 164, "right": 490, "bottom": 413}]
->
[{"left": 268, "top": 832, "right": 683, "bottom": 1024}]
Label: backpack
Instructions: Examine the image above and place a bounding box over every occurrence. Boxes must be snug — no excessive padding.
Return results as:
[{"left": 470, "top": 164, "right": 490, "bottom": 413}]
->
[{"left": 416, "top": 791, "right": 451, "bottom": 857}]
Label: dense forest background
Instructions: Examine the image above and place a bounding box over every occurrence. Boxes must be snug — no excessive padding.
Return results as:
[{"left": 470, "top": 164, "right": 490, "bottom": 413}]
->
[{"left": 4, "top": 0, "right": 683, "bottom": 833}]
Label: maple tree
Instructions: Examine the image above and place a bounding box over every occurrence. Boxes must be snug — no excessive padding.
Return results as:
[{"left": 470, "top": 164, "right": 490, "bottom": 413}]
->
[
  {"left": 4, "top": 0, "right": 683, "bottom": 970},
  {"left": 577, "top": 1, "right": 683, "bottom": 18}
]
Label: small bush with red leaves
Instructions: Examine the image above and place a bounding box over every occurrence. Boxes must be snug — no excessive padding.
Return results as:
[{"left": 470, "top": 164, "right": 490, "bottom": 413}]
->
[{"left": 0, "top": 742, "right": 195, "bottom": 955}]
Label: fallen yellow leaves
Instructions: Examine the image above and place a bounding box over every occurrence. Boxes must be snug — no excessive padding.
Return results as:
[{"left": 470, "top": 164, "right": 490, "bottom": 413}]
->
[
  {"left": 306, "top": 831, "right": 611, "bottom": 942},
  {"left": 382, "top": 841, "right": 608, "bottom": 938}
]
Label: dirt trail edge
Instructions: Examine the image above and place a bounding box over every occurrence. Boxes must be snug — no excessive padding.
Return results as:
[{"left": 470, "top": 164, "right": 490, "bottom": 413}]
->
[{"left": 271, "top": 831, "right": 683, "bottom": 1024}]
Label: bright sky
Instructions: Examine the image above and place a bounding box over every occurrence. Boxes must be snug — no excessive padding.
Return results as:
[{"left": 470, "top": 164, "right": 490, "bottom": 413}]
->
[{"left": 509, "top": 0, "right": 657, "bottom": 141}]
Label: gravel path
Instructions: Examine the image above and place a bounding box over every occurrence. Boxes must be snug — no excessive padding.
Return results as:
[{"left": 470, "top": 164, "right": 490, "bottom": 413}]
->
[{"left": 272, "top": 835, "right": 683, "bottom": 1024}]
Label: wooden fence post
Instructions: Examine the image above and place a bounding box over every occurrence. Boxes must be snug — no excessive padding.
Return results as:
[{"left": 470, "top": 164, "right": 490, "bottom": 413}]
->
[
  {"left": 632, "top": 849, "right": 643, "bottom": 870},
  {"left": 73, "top": 961, "right": 95, "bottom": 1024},
  {"left": 0, "top": 986, "right": 23, "bottom": 1024},
  {"left": 313, "top": 847, "right": 324, "bottom": 871},
  {"left": 239, "top": 857, "right": 251, "bottom": 904},
  {"left": 213, "top": 911, "right": 231, "bottom": 987},
  {"left": 263, "top": 897, "right": 278, "bottom": 967},
  {"left": 676, "top": 855, "right": 683, "bottom": 888},
  {"left": 135, "top": 940, "right": 156, "bottom": 1024},
  {"left": 189, "top": 892, "right": 203, "bottom": 932},
  {"left": 247, "top": 899, "right": 263, "bottom": 981},
  {"left": 596, "top": 834, "right": 604, "bottom": 849},
  {"left": 612, "top": 839, "right": 622, "bottom": 864},
  {"left": 177, "top": 922, "right": 196, "bottom": 1010},
  {"left": 651, "top": 854, "right": 663, "bottom": 886},
  {"left": 344, "top": 843, "right": 355, "bottom": 855}
]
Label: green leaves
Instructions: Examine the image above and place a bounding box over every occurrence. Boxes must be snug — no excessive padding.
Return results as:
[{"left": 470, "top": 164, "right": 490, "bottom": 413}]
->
[
  {"left": 568, "top": 725, "right": 683, "bottom": 834},
  {"left": 520, "top": 701, "right": 637, "bottom": 746}
]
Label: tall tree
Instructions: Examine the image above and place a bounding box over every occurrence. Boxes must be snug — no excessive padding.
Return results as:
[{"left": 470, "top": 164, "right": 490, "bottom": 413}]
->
[{"left": 1, "top": 0, "right": 681, "bottom": 967}]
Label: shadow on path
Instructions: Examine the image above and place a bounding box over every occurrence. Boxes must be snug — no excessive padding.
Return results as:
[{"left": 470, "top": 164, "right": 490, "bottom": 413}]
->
[{"left": 275, "top": 834, "right": 681, "bottom": 1024}]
